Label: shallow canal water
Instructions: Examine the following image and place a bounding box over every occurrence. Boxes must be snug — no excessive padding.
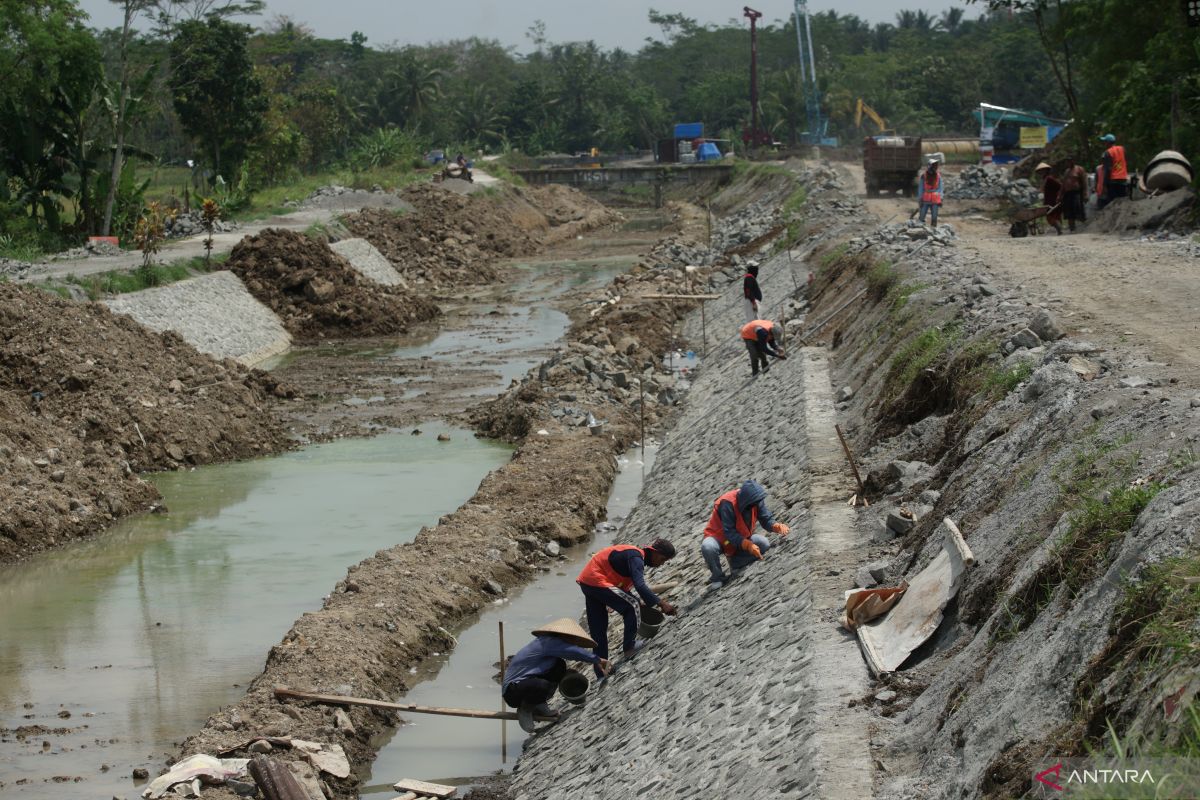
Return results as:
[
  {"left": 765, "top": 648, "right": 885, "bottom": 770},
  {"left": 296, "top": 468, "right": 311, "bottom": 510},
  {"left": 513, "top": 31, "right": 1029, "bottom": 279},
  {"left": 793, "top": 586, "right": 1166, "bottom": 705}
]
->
[{"left": 0, "top": 423, "right": 510, "bottom": 799}]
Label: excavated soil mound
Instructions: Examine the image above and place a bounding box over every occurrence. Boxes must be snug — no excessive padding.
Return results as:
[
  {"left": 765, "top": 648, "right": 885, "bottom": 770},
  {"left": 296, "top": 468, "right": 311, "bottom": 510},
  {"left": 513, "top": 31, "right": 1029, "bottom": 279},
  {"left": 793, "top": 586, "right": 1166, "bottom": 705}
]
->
[
  {"left": 0, "top": 284, "right": 291, "bottom": 563},
  {"left": 224, "top": 229, "right": 440, "bottom": 341},
  {"left": 343, "top": 183, "right": 620, "bottom": 287}
]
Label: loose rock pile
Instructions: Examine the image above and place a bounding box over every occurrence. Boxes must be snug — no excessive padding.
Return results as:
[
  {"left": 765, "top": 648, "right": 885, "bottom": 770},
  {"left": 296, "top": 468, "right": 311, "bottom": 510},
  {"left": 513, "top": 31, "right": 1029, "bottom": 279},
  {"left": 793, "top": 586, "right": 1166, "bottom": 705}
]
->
[
  {"left": 945, "top": 164, "right": 1040, "bottom": 206},
  {"left": 165, "top": 211, "right": 240, "bottom": 240},
  {"left": 0, "top": 283, "right": 292, "bottom": 562},
  {"left": 224, "top": 229, "right": 440, "bottom": 341}
]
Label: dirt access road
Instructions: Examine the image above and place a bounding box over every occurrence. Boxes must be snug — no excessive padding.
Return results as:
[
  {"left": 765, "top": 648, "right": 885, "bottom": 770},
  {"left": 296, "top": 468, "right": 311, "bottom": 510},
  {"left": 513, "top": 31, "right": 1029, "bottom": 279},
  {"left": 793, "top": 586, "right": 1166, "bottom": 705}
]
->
[{"left": 847, "top": 162, "right": 1200, "bottom": 381}]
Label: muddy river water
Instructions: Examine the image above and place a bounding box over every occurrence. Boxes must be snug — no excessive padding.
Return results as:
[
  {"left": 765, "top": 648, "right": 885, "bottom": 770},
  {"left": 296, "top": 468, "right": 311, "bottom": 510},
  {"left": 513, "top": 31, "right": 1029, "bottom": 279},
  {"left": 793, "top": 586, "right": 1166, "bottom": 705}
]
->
[{"left": 0, "top": 221, "right": 661, "bottom": 799}]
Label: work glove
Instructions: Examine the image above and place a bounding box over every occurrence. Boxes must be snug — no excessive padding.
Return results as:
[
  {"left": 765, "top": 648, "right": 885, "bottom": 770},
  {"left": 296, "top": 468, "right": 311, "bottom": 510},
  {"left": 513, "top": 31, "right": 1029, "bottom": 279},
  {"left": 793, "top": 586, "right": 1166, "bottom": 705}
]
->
[
  {"left": 772, "top": 522, "right": 790, "bottom": 536},
  {"left": 740, "top": 539, "right": 763, "bottom": 560}
]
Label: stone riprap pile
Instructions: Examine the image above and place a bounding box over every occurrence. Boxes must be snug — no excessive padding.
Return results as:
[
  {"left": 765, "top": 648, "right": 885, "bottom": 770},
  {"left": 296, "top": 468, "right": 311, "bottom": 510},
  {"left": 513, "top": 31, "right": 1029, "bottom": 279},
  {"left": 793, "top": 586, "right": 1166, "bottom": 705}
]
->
[
  {"left": 945, "top": 164, "right": 1040, "bottom": 205},
  {"left": 329, "top": 237, "right": 408, "bottom": 287},
  {"left": 105, "top": 271, "right": 292, "bottom": 366},
  {"left": 511, "top": 212, "right": 833, "bottom": 799},
  {"left": 165, "top": 211, "right": 240, "bottom": 240}
]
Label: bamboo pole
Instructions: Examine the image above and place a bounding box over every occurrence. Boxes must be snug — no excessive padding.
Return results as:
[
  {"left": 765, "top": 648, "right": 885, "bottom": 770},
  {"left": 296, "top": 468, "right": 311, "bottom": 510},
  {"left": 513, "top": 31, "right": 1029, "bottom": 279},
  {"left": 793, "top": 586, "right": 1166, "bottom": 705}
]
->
[
  {"left": 272, "top": 687, "right": 556, "bottom": 722},
  {"left": 639, "top": 379, "right": 646, "bottom": 459}
]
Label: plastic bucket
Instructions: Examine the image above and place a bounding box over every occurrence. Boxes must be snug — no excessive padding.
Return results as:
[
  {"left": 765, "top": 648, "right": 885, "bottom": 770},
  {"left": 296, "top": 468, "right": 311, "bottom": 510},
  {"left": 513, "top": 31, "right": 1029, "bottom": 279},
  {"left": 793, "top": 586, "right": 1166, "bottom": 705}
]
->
[
  {"left": 588, "top": 422, "right": 605, "bottom": 436},
  {"left": 638, "top": 606, "right": 665, "bottom": 639},
  {"left": 559, "top": 671, "right": 589, "bottom": 705}
]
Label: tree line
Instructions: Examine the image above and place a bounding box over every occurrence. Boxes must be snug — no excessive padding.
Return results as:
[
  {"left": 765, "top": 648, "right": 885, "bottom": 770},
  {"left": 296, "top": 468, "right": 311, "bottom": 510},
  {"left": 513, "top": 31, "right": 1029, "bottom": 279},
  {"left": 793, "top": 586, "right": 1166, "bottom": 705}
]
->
[{"left": 1, "top": 0, "right": 1194, "bottom": 253}]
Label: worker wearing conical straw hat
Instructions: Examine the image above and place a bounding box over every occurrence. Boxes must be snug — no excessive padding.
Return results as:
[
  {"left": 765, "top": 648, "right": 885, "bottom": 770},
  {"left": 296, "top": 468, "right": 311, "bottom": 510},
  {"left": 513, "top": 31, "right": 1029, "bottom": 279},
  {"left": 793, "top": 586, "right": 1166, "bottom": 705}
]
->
[{"left": 503, "top": 618, "right": 611, "bottom": 732}]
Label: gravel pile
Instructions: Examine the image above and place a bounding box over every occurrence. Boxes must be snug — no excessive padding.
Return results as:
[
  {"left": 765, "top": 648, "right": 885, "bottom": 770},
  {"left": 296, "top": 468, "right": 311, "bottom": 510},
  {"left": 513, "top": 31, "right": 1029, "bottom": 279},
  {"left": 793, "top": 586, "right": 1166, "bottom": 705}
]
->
[{"left": 945, "top": 164, "right": 1040, "bottom": 205}]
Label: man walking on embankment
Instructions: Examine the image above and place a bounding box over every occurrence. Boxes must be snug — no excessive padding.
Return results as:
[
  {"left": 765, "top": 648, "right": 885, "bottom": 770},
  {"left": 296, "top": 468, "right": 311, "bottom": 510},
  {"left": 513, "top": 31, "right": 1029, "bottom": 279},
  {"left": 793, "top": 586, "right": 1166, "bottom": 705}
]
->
[
  {"left": 701, "top": 479, "right": 789, "bottom": 589},
  {"left": 1098, "top": 133, "right": 1128, "bottom": 208},
  {"left": 577, "top": 539, "right": 678, "bottom": 675},
  {"left": 743, "top": 261, "right": 763, "bottom": 322}
]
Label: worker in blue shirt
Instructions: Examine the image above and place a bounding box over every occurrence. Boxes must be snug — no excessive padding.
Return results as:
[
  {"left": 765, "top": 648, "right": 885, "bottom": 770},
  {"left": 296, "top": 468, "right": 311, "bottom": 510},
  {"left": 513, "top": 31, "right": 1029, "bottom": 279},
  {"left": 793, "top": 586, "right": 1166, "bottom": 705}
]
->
[{"left": 503, "top": 618, "right": 610, "bottom": 732}]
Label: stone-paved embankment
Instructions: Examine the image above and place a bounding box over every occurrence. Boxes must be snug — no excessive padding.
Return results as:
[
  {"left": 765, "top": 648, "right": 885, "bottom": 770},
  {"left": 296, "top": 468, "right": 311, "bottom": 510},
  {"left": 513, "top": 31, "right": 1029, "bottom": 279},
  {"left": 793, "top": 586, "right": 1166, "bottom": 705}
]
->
[
  {"left": 511, "top": 232, "right": 873, "bottom": 799},
  {"left": 104, "top": 271, "right": 291, "bottom": 366}
]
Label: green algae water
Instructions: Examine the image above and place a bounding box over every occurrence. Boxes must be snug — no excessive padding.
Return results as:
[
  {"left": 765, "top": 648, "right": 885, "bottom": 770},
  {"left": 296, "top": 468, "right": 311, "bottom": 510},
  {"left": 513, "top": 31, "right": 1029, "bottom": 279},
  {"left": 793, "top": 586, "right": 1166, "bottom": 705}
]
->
[{"left": 0, "top": 422, "right": 510, "bottom": 800}]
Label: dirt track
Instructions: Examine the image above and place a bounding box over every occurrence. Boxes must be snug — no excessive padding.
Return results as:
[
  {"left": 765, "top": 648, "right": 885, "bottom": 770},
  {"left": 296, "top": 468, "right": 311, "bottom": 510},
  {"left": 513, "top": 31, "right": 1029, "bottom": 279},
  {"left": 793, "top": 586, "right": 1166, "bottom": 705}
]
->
[{"left": 847, "top": 163, "right": 1200, "bottom": 382}]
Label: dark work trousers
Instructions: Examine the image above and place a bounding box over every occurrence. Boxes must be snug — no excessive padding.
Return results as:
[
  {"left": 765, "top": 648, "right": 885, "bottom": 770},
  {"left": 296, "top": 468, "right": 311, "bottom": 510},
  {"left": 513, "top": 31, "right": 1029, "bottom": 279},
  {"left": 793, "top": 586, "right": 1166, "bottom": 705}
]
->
[
  {"left": 503, "top": 659, "right": 566, "bottom": 709},
  {"left": 1099, "top": 181, "right": 1127, "bottom": 209},
  {"left": 1063, "top": 190, "right": 1086, "bottom": 229},
  {"left": 580, "top": 583, "right": 641, "bottom": 676},
  {"left": 745, "top": 339, "right": 770, "bottom": 375}
]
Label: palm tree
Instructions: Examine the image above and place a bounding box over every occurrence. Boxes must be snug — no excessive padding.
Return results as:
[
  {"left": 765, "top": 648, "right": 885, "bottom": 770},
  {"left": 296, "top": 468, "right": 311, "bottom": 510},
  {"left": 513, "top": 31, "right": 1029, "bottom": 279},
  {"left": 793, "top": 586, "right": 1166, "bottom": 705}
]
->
[
  {"left": 381, "top": 54, "right": 443, "bottom": 127},
  {"left": 765, "top": 69, "right": 805, "bottom": 146},
  {"left": 895, "top": 10, "right": 917, "bottom": 29},
  {"left": 453, "top": 86, "right": 507, "bottom": 145},
  {"left": 940, "top": 7, "right": 965, "bottom": 35}
]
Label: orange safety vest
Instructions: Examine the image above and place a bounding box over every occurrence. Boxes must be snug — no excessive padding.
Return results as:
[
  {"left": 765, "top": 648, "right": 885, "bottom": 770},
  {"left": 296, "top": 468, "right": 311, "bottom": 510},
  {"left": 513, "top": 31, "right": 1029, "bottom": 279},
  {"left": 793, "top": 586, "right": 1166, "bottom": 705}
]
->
[
  {"left": 577, "top": 544, "right": 642, "bottom": 591},
  {"left": 740, "top": 319, "right": 774, "bottom": 341},
  {"left": 1106, "top": 145, "right": 1128, "bottom": 181},
  {"left": 921, "top": 170, "right": 942, "bottom": 205},
  {"left": 703, "top": 489, "right": 758, "bottom": 556}
]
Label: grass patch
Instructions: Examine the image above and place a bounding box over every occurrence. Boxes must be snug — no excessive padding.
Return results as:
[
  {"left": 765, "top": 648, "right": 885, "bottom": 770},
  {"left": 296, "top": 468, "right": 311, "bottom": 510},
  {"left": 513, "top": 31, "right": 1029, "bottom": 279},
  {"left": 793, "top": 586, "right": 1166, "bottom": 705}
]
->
[
  {"left": 782, "top": 184, "right": 808, "bottom": 216},
  {"left": 982, "top": 360, "right": 1034, "bottom": 398},
  {"left": 0, "top": 235, "right": 50, "bottom": 262},
  {"left": 991, "top": 435, "right": 1157, "bottom": 643},
  {"left": 39, "top": 280, "right": 71, "bottom": 299},
  {"left": 232, "top": 166, "right": 430, "bottom": 222},
  {"left": 865, "top": 260, "right": 898, "bottom": 301},
  {"left": 480, "top": 161, "right": 526, "bottom": 186},
  {"left": 819, "top": 243, "right": 848, "bottom": 269},
  {"left": 886, "top": 280, "right": 927, "bottom": 319},
  {"left": 66, "top": 254, "right": 225, "bottom": 300},
  {"left": 884, "top": 322, "right": 961, "bottom": 399}
]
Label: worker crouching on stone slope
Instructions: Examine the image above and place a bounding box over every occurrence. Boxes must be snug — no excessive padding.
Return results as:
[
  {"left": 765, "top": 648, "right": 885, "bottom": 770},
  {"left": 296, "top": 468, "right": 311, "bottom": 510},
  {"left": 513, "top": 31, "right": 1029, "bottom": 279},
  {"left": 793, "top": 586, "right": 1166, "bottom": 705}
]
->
[
  {"left": 702, "top": 480, "right": 790, "bottom": 589},
  {"left": 577, "top": 539, "right": 678, "bottom": 676},
  {"left": 741, "top": 319, "right": 787, "bottom": 376},
  {"left": 503, "top": 618, "right": 611, "bottom": 733}
]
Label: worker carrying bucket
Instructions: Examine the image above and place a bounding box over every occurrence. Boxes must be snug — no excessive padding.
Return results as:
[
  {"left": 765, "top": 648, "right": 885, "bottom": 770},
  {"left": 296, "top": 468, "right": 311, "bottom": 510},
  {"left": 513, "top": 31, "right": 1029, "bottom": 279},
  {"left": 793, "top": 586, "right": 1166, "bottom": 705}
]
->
[
  {"left": 577, "top": 539, "right": 678, "bottom": 678},
  {"left": 502, "top": 618, "right": 611, "bottom": 732}
]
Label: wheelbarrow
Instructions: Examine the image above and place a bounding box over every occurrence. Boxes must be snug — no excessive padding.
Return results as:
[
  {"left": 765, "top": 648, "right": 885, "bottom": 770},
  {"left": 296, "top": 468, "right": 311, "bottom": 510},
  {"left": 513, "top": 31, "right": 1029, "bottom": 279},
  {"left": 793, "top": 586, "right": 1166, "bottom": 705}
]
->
[{"left": 1008, "top": 202, "right": 1060, "bottom": 238}]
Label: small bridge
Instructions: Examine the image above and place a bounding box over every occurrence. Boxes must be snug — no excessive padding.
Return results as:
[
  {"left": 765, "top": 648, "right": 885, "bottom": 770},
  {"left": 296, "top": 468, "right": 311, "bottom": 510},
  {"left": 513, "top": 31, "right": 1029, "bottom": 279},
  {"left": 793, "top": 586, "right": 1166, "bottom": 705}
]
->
[{"left": 514, "top": 163, "right": 735, "bottom": 205}]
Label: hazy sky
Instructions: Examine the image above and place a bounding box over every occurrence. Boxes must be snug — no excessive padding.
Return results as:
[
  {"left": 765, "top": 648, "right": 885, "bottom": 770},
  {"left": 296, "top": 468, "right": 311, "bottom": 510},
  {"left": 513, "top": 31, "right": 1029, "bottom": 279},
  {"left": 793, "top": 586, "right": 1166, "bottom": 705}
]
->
[{"left": 76, "top": 0, "right": 977, "bottom": 51}]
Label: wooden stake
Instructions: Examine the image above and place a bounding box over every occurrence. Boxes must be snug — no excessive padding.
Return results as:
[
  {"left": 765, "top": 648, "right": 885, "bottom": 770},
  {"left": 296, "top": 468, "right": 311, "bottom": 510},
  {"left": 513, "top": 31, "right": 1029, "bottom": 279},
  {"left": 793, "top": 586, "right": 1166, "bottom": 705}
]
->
[
  {"left": 498, "top": 620, "right": 507, "bottom": 763},
  {"left": 639, "top": 379, "right": 646, "bottom": 459},
  {"left": 700, "top": 301, "right": 707, "bottom": 356},
  {"left": 272, "top": 686, "right": 555, "bottom": 722},
  {"left": 834, "top": 424, "right": 868, "bottom": 507}
]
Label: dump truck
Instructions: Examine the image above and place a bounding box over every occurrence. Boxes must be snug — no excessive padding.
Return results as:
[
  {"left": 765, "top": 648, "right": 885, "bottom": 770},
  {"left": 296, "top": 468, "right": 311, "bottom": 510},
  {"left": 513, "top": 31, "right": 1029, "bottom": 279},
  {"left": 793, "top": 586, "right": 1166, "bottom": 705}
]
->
[{"left": 863, "top": 135, "right": 923, "bottom": 197}]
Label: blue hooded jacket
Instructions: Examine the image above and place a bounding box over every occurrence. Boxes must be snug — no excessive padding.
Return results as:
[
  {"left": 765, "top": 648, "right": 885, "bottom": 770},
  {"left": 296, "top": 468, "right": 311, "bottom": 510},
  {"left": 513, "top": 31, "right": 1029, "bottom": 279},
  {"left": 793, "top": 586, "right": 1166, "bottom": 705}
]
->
[{"left": 717, "top": 480, "right": 777, "bottom": 550}]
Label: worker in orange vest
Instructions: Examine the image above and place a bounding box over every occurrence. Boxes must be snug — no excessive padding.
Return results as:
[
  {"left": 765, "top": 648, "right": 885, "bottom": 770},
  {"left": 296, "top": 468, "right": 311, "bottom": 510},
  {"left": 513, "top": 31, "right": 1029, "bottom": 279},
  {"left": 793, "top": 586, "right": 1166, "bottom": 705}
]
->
[
  {"left": 918, "top": 159, "right": 943, "bottom": 226},
  {"left": 1098, "top": 133, "right": 1128, "bottom": 208},
  {"left": 576, "top": 539, "right": 677, "bottom": 675},
  {"left": 741, "top": 319, "right": 786, "bottom": 376},
  {"left": 702, "top": 480, "right": 789, "bottom": 588}
]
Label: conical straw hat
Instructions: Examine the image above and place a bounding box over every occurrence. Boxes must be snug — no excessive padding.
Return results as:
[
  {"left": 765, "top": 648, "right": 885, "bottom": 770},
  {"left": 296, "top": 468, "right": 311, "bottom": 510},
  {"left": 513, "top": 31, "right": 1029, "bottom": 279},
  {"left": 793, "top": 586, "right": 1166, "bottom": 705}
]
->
[
  {"left": 531, "top": 617, "right": 596, "bottom": 648},
  {"left": 1035, "top": 162, "right": 1053, "bottom": 172}
]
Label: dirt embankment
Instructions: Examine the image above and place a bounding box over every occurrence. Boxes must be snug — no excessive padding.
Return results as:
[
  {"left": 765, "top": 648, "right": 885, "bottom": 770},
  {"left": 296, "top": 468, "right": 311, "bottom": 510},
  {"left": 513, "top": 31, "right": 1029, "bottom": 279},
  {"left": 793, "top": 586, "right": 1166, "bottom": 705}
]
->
[
  {"left": 0, "top": 284, "right": 292, "bottom": 563},
  {"left": 224, "top": 229, "right": 441, "bottom": 341},
  {"left": 791, "top": 165, "right": 1200, "bottom": 798},
  {"left": 343, "top": 183, "right": 621, "bottom": 287}
]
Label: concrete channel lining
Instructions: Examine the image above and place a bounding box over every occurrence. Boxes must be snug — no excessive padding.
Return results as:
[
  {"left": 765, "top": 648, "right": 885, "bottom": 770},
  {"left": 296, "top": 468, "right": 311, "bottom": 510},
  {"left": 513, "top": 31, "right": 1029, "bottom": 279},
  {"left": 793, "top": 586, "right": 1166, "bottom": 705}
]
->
[
  {"left": 512, "top": 248, "right": 874, "bottom": 799},
  {"left": 104, "top": 270, "right": 292, "bottom": 367},
  {"left": 330, "top": 238, "right": 408, "bottom": 287}
]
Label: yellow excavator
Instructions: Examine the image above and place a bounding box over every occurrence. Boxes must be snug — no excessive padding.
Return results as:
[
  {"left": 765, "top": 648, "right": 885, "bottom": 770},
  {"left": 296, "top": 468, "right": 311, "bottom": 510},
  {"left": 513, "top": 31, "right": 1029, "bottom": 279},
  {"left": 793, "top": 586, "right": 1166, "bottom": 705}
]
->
[{"left": 855, "top": 99, "right": 892, "bottom": 135}]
